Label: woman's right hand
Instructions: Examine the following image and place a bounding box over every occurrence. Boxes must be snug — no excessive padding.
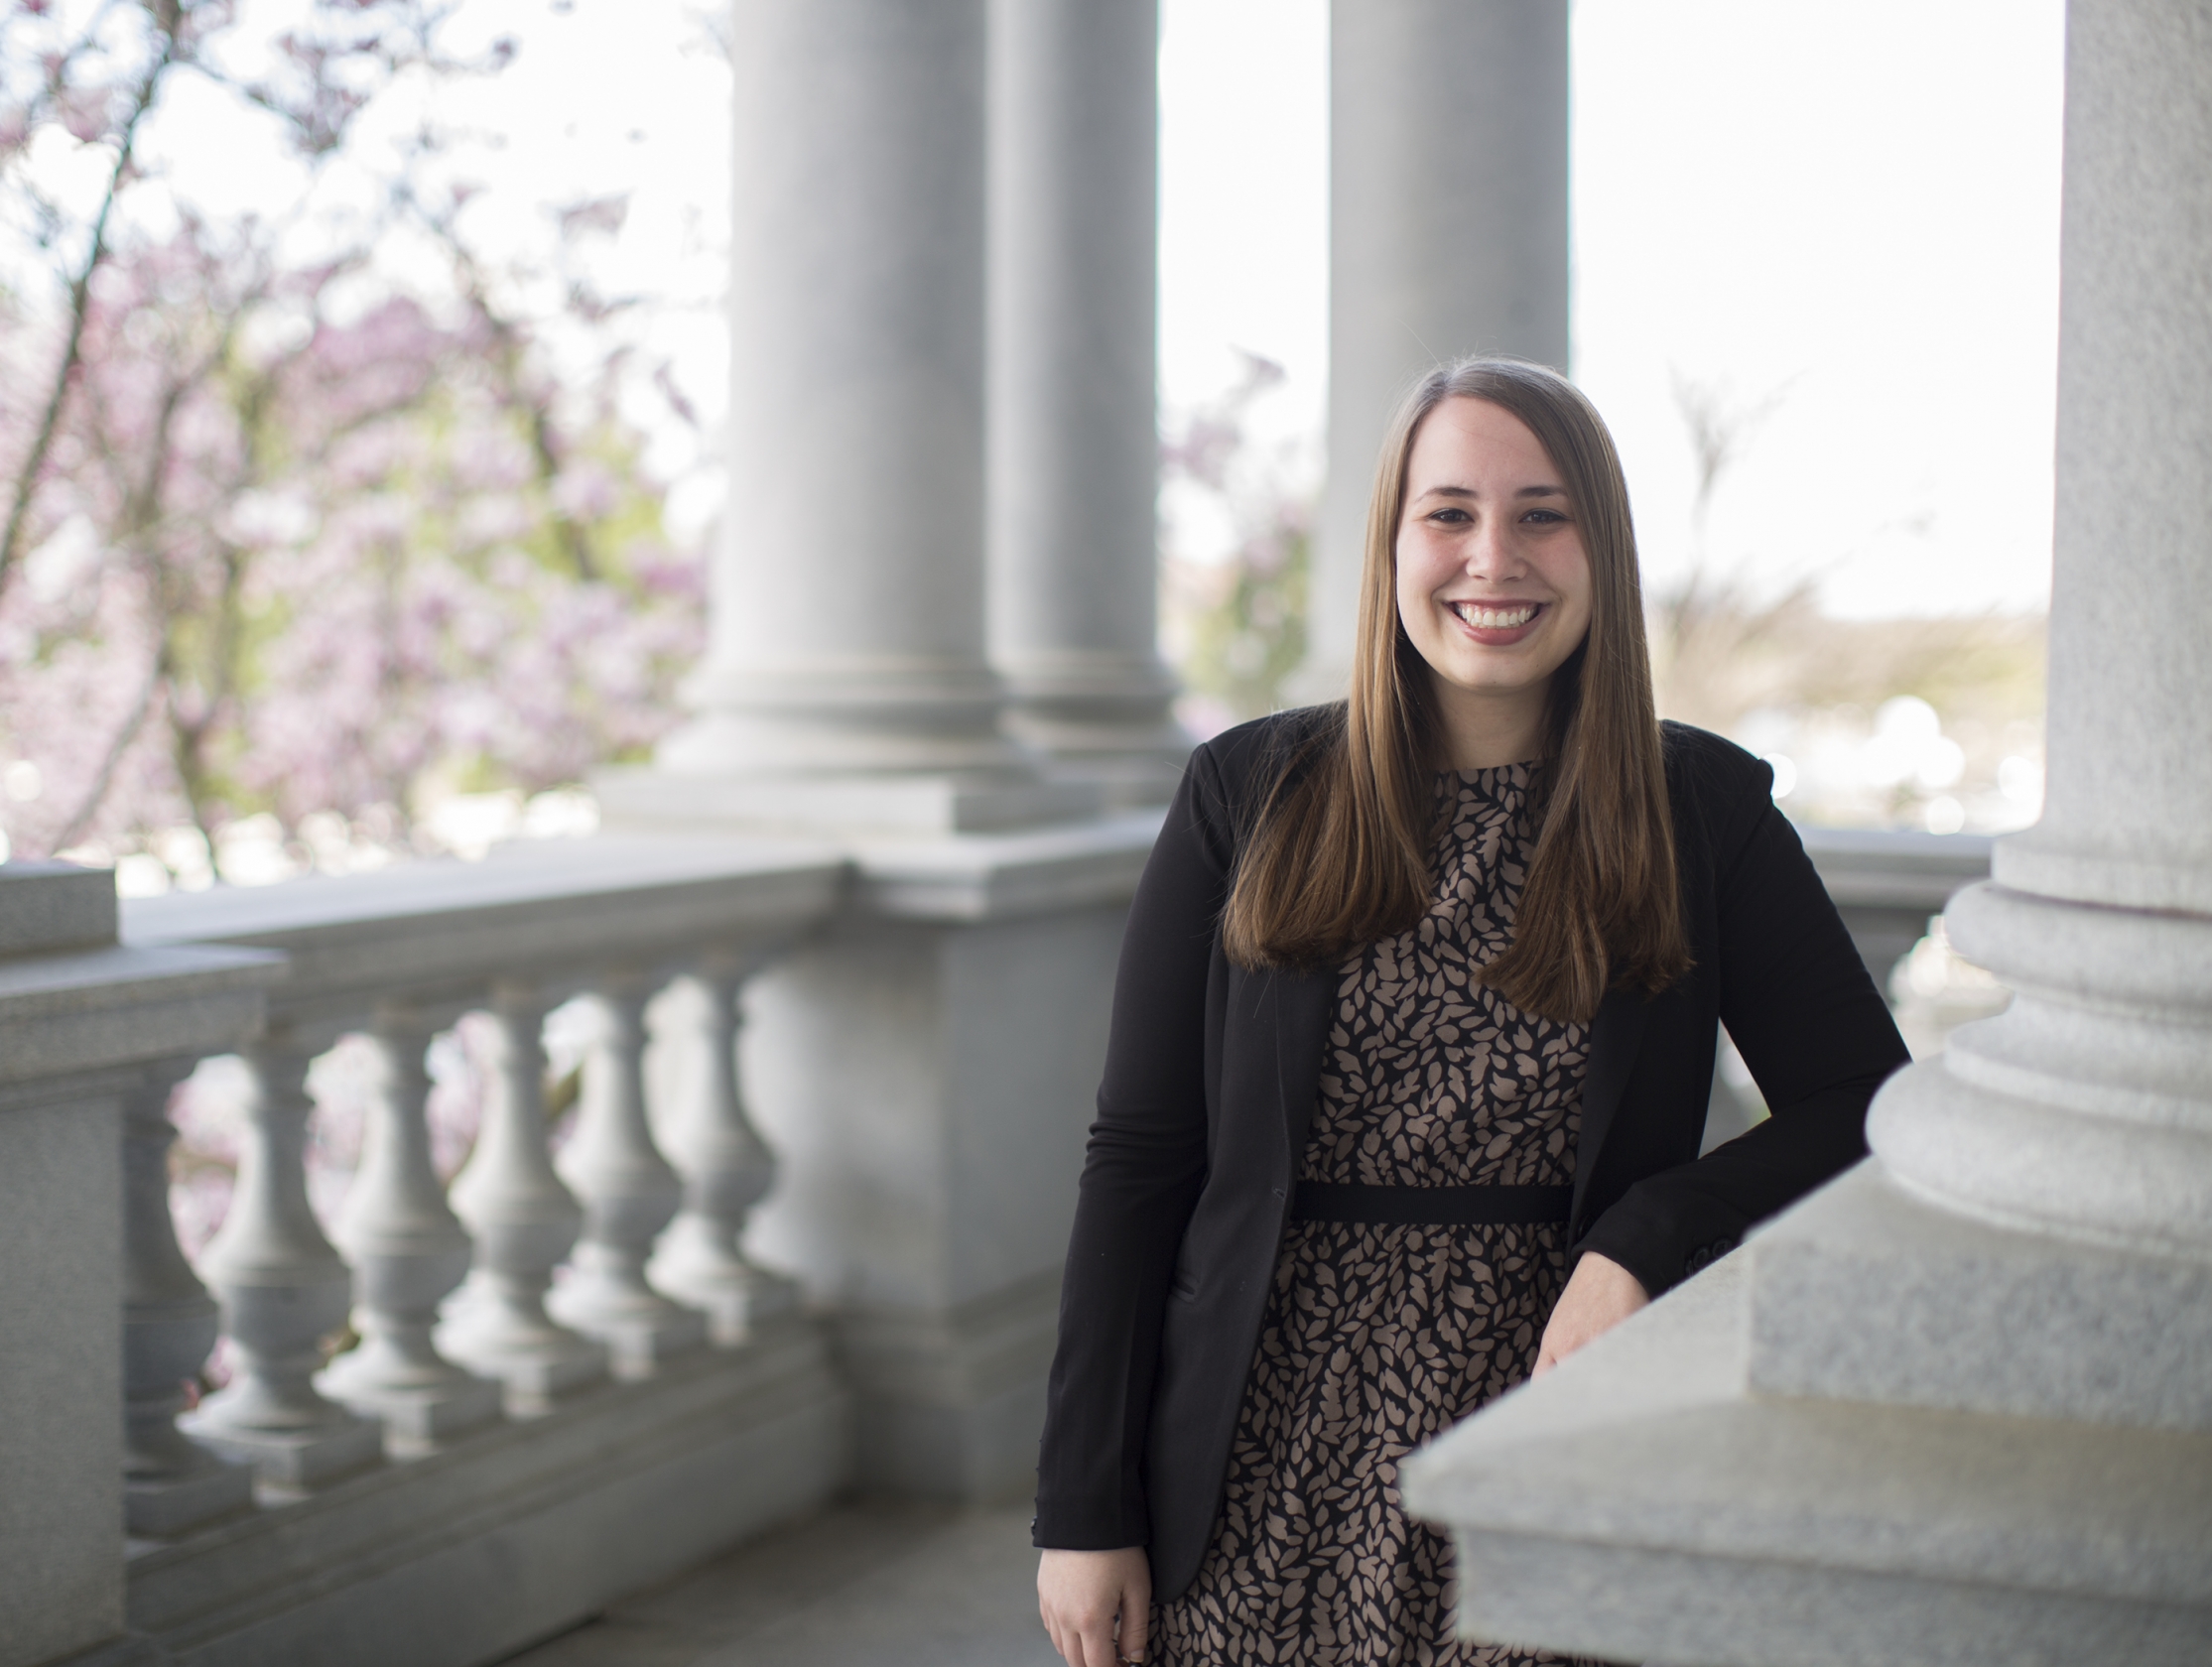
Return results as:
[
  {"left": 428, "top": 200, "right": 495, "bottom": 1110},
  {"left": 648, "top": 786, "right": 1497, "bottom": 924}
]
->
[{"left": 1038, "top": 1546, "right": 1151, "bottom": 1667}]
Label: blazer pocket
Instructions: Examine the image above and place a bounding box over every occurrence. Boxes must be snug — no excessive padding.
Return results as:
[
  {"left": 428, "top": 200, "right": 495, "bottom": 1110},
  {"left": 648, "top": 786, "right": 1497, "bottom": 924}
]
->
[{"left": 1169, "top": 1257, "right": 1200, "bottom": 1302}]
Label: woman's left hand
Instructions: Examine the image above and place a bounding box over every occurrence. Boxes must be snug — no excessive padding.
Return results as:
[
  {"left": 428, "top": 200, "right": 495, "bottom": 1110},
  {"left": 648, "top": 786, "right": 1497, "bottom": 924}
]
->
[{"left": 1532, "top": 1250, "right": 1649, "bottom": 1377}]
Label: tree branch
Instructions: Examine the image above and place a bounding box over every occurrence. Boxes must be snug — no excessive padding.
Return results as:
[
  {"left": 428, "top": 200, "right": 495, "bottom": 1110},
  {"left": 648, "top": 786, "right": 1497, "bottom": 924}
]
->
[{"left": 0, "top": 35, "right": 174, "bottom": 602}]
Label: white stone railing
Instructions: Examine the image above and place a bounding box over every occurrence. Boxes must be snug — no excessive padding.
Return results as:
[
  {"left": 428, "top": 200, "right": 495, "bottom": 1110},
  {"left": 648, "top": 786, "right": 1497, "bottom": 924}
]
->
[
  {"left": 107, "top": 834, "right": 849, "bottom": 1663},
  {"left": 1795, "top": 824, "right": 1995, "bottom": 987}
]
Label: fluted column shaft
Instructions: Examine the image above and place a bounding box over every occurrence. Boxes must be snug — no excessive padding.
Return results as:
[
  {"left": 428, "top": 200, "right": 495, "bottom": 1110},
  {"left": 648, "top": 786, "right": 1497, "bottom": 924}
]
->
[
  {"left": 986, "top": 0, "right": 1183, "bottom": 794},
  {"left": 1867, "top": 0, "right": 2212, "bottom": 1257},
  {"left": 1298, "top": 0, "right": 1570, "bottom": 702},
  {"left": 659, "top": 0, "right": 1022, "bottom": 781}
]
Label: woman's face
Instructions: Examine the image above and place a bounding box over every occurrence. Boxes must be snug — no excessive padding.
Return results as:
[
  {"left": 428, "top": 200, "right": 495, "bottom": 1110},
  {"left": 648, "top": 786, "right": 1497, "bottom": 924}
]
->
[{"left": 1394, "top": 397, "right": 1595, "bottom": 714}]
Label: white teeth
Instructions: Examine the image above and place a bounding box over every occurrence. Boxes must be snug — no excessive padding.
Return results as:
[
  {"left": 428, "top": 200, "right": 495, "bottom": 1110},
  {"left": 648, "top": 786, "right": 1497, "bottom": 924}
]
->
[{"left": 1454, "top": 603, "right": 1537, "bottom": 629}]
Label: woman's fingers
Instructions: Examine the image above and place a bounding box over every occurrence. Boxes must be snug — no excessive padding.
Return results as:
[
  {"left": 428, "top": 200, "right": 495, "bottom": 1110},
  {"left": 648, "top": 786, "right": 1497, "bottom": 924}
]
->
[
  {"left": 1534, "top": 1250, "right": 1650, "bottom": 1377},
  {"left": 1039, "top": 1548, "right": 1150, "bottom": 1667},
  {"left": 1117, "top": 1582, "right": 1152, "bottom": 1664},
  {"left": 1114, "top": 1555, "right": 1152, "bottom": 1664}
]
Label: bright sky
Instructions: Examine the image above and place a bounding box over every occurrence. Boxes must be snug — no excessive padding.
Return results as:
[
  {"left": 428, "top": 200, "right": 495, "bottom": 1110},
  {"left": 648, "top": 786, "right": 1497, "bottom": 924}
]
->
[
  {"left": 23, "top": 0, "right": 2068, "bottom": 619},
  {"left": 1159, "top": 0, "right": 2067, "bottom": 618}
]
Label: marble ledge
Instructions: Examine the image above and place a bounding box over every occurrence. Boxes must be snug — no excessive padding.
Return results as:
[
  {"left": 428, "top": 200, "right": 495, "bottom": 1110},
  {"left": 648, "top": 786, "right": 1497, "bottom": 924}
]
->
[{"left": 1400, "top": 1246, "right": 2212, "bottom": 1667}]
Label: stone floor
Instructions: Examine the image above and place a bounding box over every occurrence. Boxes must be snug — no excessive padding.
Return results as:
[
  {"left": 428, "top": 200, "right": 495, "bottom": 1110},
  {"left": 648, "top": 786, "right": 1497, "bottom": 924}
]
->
[{"left": 495, "top": 1500, "right": 1063, "bottom": 1667}]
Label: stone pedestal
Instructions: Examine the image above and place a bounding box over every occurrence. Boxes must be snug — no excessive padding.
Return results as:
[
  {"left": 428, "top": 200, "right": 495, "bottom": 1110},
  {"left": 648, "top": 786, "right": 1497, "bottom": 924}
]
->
[
  {"left": 1402, "top": 5, "right": 2212, "bottom": 1663},
  {"left": 986, "top": 0, "right": 1186, "bottom": 802},
  {"left": 1295, "top": 0, "right": 1570, "bottom": 703},
  {"left": 650, "top": 816, "right": 1158, "bottom": 1501}
]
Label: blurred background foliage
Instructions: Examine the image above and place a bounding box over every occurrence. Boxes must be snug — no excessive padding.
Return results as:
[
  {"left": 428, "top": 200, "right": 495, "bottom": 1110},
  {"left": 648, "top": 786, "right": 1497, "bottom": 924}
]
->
[{"left": 0, "top": 0, "right": 705, "bottom": 886}]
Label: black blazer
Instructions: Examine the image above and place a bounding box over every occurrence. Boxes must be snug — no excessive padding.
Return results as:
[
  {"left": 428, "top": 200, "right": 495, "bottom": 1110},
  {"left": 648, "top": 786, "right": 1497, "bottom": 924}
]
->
[{"left": 1032, "top": 709, "right": 1910, "bottom": 1600}]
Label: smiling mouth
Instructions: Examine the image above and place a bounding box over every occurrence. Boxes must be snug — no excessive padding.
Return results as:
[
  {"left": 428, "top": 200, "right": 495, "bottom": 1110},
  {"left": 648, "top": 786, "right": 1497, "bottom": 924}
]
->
[{"left": 1448, "top": 601, "right": 1543, "bottom": 630}]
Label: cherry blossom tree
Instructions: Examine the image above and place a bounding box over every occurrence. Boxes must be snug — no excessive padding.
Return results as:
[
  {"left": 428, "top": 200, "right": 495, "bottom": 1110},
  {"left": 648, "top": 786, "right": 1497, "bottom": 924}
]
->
[{"left": 0, "top": 0, "right": 707, "bottom": 875}]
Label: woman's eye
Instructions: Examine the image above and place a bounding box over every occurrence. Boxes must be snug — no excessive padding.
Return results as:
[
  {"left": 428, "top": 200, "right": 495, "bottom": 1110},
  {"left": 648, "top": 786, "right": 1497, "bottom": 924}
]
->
[{"left": 1522, "top": 508, "right": 1567, "bottom": 526}]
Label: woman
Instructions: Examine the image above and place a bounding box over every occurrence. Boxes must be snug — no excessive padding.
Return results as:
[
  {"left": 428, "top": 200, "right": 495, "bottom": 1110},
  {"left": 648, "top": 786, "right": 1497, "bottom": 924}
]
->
[{"left": 1033, "top": 359, "right": 1908, "bottom": 1667}]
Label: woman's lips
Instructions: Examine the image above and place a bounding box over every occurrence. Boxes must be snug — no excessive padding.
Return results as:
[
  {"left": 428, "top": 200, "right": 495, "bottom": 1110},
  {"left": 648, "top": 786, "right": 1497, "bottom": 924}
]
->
[{"left": 1446, "top": 599, "right": 1546, "bottom": 646}]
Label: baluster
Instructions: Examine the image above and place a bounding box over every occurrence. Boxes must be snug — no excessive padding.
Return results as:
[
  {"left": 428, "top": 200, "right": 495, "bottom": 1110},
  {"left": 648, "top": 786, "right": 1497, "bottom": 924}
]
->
[
  {"left": 440, "top": 979, "right": 606, "bottom": 1411},
  {"left": 320, "top": 1001, "right": 502, "bottom": 1452},
  {"left": 548, "top": 968, "right": 707, "bottom": 1375},
  {"left": 649, "top": 953, "right": 799, "bottom": 1345},
  {"left": 181, "top": 1023, "right": 382, "bottom": 1490},
  {"left": 123, "top": 1057, "right": 256, "bottom": 1535}
]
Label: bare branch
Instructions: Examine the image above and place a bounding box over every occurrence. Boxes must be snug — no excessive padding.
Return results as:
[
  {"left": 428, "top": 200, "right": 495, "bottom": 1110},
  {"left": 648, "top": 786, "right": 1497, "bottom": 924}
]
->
[{"left": 0, "top": 34, "right": 174, "bottom": 602}]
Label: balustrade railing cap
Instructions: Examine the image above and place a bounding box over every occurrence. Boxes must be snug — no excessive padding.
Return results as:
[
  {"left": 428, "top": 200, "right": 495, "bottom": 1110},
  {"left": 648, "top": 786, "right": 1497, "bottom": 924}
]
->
[
  {"left": 1793, "top": 824, "right": 1995, "bottom": 911},
  {"left": 0, "top": 866, "right": 282, "bottom": 1086},
  {"left": 120, "top": 834, "right": 846, "bottom": 1020}
]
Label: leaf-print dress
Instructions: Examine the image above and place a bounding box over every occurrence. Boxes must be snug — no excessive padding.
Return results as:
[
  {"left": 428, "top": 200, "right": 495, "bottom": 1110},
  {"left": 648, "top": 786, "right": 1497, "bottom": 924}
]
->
[{"left": 1152, "top": 764, "right": 1616, "bottom": 1667}]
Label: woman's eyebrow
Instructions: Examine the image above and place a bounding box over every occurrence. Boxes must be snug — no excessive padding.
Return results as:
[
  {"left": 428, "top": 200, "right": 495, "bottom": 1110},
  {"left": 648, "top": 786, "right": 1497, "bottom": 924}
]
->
[{"left": 1410, "top": 483, "right": 1566, "bottom": 500}]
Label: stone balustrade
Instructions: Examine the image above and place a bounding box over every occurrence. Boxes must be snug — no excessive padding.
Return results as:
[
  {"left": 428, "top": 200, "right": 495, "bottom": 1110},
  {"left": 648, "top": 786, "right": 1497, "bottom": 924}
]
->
[{"left": 95, "top": 834, "right": 850, "bottom": 1665}]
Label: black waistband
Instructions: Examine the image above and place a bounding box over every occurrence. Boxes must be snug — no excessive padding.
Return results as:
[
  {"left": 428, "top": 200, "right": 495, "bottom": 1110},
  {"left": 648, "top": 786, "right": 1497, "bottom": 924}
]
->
[{"left": 1289, "top": 1182, "right": 1573, "bottom": 1225}]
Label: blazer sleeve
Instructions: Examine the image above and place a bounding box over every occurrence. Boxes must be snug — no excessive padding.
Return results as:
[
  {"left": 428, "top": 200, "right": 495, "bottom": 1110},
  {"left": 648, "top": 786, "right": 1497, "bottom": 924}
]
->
[
  {"left": 1031, "top": 743, "right": 1231, "bottom": 1549},
  {"left": 1575, "top": 782, "right": 1913, "bottom": 1298}
]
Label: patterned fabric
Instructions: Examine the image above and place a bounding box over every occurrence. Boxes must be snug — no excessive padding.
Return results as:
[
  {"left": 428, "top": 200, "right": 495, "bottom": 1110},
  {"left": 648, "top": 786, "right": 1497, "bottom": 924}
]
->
[{"left": 1153, "top": 765, "right": 1615, "bottom": 1667}]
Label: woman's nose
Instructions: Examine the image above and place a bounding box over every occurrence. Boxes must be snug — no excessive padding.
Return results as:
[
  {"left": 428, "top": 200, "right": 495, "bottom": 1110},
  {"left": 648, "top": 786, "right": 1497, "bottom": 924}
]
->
[{"left": 1462, "top": 522, "right": 1521, "bottom": 577}]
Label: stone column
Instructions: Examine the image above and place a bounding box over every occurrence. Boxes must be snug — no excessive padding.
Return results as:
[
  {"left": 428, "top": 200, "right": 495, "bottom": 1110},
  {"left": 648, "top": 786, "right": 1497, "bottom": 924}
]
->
[
  {"left": 1401, "top": 6, "right": 2212, "bottom": 1662},
  {"left": 986, "top": 0, "right": 1185, "bottom": 803},
  {"left": 617, "top": 0, "right": 1095, "bottom": 835},
  {"left": 1870, "top": 0, "right": 2212, "bottom": 1253},
  {"left": 1295, "top": 0, "right": 1570, "bottom": 703}
]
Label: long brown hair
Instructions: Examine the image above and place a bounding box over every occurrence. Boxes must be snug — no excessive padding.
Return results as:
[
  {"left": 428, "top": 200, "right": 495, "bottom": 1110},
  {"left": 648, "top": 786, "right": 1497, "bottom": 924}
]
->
[{"left": 1220, "top": 358, "right": 1688, "bottom": 1023}]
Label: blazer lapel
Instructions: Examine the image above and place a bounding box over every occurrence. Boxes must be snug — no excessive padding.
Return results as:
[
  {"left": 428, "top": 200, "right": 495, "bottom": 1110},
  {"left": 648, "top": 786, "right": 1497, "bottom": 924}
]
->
[{"left": 1571, "top": 986, "right": 1649, "bottom": 1234}]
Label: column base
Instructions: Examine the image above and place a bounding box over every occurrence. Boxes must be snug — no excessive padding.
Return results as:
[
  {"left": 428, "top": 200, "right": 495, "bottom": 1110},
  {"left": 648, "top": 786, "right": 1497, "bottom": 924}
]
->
[
  {"left": 995, "top": 656, "right": 1192, "bottom": 809},
  {"left": 1746, "top": 1160, "right": 2212, "bottom": 1433},
  {"left": 1402, "top": 1216, "right": 2212, "bottom": 1667}
]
